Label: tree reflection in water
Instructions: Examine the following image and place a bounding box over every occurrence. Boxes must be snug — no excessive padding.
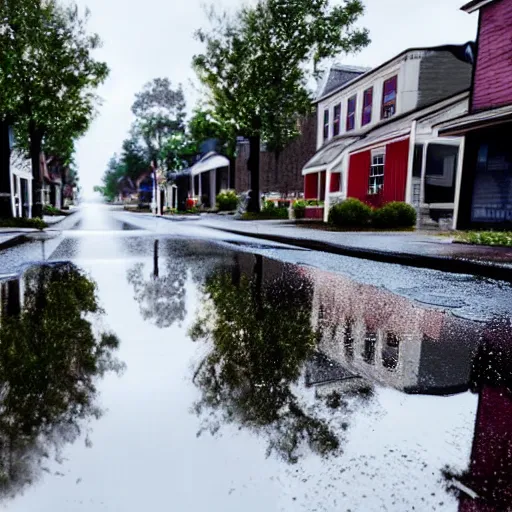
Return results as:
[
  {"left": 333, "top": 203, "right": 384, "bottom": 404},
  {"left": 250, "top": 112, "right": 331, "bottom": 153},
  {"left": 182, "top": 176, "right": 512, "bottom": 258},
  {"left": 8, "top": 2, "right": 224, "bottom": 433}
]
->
[
  {"left": 127, "top": 240, "right": 188, "bottom": 328},
  {"left": 0, "top": 263, "right": 122, "bottom": 499},
  {"left": 190, "top": 255, "right": 343, "bottom": 464}
]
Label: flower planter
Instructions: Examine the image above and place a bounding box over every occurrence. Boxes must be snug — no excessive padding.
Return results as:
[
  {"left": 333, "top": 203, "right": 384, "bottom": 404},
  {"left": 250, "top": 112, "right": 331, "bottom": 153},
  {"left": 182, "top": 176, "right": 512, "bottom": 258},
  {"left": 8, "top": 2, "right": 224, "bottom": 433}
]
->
[{"left": 304, "top": 206, "right": 325, "bottom": 220}]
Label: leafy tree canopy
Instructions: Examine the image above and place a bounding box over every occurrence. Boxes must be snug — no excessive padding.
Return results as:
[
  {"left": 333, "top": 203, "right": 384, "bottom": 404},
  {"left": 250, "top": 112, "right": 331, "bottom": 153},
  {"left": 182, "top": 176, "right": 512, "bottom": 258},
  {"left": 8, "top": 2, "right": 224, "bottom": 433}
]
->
[
  {"left": 188, "top": 108, "right": 236, "bottom": 158},
  {"left": 131, "top": 78, "right": 186, "bottom": 167},
  {"left": 193, "top": 0, "right": 369, "bottom": 150},
  {"left": 0, "top": 0, "right": 109, "bottom": 211}
]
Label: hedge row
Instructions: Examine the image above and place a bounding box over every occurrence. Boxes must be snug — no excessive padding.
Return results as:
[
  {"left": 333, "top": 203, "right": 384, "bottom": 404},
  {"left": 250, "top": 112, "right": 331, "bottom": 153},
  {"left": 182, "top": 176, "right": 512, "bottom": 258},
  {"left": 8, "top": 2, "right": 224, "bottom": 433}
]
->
[{"left": 328, "top": 199, "right": 416, "bottom": 229}]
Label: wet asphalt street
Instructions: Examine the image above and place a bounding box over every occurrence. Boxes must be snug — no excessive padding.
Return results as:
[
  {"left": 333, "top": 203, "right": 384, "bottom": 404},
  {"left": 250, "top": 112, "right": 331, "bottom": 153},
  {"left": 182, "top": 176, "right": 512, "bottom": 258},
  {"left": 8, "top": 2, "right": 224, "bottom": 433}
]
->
[{"left": 0, "top": 204, "right": 511, "bottom": 511}]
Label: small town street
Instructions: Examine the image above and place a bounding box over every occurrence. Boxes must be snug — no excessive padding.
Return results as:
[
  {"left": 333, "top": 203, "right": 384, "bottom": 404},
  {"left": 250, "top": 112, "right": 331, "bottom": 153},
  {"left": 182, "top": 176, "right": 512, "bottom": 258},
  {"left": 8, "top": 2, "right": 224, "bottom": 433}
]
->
[{"left": 0, "top": 204, "right": 511, "bottom": 511}]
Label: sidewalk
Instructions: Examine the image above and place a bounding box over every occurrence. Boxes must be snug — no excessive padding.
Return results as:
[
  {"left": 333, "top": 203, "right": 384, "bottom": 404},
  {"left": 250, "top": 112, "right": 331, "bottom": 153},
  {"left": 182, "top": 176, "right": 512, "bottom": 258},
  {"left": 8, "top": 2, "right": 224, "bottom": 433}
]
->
[
  {"left": 198, "top": 215, "right": 512, "bottom": 282},
  {"left": 0, "top": 210, "right": 81, "bottom": 251}
]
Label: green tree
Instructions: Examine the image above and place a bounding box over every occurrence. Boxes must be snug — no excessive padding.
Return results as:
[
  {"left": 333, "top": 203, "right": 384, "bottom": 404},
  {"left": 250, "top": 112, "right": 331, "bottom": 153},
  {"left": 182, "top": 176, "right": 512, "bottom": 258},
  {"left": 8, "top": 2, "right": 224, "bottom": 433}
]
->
[
  {"left": 188, "top": 108, "right": 236, "bottom": 158},
  {"left": 120, "top": 134, "right": 151, "bottom": 181},
  {"left": 97, "top": 155, "right": 127, "bottom": 201},
  {"left": 0, "top": 263, "right": 122, "bottom": 498},
  {"left": 1, "top": 0, "right": 108, "bottom": 217},
  {"left": 131, "top": 78, "right": 186, "bottom": 169},
  {"left": 193, "top": 0, "right": 369, "bottom": 211}
]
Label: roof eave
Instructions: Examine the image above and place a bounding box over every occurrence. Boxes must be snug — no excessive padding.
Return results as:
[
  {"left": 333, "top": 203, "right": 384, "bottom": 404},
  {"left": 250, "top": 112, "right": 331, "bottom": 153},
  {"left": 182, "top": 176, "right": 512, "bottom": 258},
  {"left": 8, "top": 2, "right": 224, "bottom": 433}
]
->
[{"left": 461, "top": 0, "right": 496, "bottom": 13}]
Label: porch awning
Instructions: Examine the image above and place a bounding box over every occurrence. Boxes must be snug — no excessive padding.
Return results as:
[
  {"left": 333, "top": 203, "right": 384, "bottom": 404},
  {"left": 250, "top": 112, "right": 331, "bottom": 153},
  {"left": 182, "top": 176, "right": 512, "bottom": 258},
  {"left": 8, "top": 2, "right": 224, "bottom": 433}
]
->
[
  {"left": 191, "top": 152, "right": 230, "bottom": 176},
  {"left": 437, "top": 104, "right": 512, "bottom": 136},
  {"left": 302, "top": 137, "right": 359, "bottom": 175}
]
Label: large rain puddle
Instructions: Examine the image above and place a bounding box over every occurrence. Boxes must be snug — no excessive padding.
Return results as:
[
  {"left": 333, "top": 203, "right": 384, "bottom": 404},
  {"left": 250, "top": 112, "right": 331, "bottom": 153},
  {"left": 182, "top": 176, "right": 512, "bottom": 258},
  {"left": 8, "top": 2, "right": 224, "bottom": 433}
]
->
[{"left": 0, "top": 215, "right": 510, "bottom": 511}]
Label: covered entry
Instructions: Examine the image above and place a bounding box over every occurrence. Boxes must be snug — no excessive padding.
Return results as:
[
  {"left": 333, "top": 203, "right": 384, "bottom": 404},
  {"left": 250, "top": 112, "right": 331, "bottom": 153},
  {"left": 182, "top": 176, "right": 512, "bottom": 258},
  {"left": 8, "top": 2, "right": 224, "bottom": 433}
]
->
[{"left": 191, "top": 152, "right": 231, "bottom": 209}]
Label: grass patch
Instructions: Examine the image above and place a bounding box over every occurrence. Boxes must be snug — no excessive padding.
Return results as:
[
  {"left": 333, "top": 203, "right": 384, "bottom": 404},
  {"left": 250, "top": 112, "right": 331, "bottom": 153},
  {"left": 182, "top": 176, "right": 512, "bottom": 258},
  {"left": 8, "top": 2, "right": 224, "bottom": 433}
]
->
[
  {"left": 0, "top": 217, "right": 48, "bottom": 230},
  {"left": 456, "top": 231, "right": 512, "bottom": 247},
  {"left": 43, "top": 205, "right": 69, "bottom": 217}
]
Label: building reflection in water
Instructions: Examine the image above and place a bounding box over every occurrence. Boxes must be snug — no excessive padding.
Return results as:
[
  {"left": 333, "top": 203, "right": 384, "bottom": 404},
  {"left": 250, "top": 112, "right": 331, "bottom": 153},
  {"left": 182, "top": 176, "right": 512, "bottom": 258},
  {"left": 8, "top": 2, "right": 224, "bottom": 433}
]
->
[
  {"left": 0, "top": 263, "right": 122, "bottom": 501},
  {"left": 190, "top": 251, "right": 511, "bottom": 507},
  {"left": 309, "top": 267, "right": 512, "bottom": 509}
]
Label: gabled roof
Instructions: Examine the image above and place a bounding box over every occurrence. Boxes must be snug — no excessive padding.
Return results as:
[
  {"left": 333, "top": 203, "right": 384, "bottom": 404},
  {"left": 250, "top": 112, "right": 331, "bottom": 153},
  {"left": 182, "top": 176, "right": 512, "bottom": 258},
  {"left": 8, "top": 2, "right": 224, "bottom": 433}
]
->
[
  {"left": 461, "top": 0, "right": 497, "bottom": 13},
  {"left": 317, "top": 65, "right": 370, "bottom": 98},
  {"left": 315, "top": 42, "right": 475, "bottom": 105},
  {"left": 191, "top": 151, "right": 229, "bottom": 176}
]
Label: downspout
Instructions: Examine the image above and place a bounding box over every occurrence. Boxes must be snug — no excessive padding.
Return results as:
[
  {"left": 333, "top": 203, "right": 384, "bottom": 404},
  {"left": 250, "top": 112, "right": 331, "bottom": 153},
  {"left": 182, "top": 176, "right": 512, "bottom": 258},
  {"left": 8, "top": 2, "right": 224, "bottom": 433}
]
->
[{"left": 405, "top": 120, "right": 417, "bottom": 204}]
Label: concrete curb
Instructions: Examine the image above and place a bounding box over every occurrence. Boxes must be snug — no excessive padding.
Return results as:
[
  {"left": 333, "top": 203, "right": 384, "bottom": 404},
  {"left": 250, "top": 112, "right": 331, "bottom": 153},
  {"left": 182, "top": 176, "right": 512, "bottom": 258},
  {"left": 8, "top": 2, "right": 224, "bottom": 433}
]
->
[
  {"left": 0, "top": 234, "right": 30, "bottom": 251},
  {"left": 0, "top": 209, "right": 80, "bottom": 252},
  {"left": 205, "top": 225, "right": 512, "bottom": 282}
]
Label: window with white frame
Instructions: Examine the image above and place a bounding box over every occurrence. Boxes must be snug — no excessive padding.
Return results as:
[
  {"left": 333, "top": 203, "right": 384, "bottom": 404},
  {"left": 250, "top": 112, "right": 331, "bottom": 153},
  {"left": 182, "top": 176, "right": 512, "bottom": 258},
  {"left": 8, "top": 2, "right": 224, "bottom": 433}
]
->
[
  {"left": 368, "top": 151, "right": 385, "bottom": 195},
  {"left": 323, "top": 109, "right": 330, "bottom": 141}
]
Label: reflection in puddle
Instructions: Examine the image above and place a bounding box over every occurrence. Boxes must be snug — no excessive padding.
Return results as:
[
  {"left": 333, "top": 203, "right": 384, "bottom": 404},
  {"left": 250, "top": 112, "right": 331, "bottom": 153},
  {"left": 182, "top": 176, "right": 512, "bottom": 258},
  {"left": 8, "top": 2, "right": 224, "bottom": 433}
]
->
[
  {"left": 185, "top": 249, "right": 511, "bottom": 508},
  {"left": 0, "top": 263, "right": 123, "bottom": 500},
  {"left": 1, "top": 231, "right": 511, "bottom": 510}
]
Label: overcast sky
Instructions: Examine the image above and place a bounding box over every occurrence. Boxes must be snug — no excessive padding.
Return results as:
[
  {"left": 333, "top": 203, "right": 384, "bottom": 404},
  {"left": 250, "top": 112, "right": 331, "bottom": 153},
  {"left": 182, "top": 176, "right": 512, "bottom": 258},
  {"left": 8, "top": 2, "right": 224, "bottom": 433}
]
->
[{"left": 73, "top": 0, "right": 477, "bottom": 194}]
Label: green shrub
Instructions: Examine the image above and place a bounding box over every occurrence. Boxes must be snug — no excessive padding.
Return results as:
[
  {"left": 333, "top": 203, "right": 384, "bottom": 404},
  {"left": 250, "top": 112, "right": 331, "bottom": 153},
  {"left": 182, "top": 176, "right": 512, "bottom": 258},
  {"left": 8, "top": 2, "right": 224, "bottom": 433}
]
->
[
  {"left": 456, "top": 231, "right": 512, "bottom": 247},
  {"left": 372, "top": 202, "right": 417, "bottom": 229},
  {"left": 306, "top": 199, "right": 324, "bottom": 207},
  {"left": 293, "top": 200, "right": 307, "bottom": 211},
  {"left": 263, "top": 200, "right": 276, "bottom": 210},
  {"left": 216, "top": 189, "right": 238, "bottom": 211},
  {"left": 293, "top": 200, "right": 307, "bottom": 219},
  {"left": 43, "top": 204, "right": 66, "bottom": 216},
  {"left": 243, "top": 206, "right": 289, "bottom": 220},
  {"left": 328, "top": 198, "right": 372, "bottom": 228},
  {"left": 0, "top": 217, "right": 48, "bottom": 230}
]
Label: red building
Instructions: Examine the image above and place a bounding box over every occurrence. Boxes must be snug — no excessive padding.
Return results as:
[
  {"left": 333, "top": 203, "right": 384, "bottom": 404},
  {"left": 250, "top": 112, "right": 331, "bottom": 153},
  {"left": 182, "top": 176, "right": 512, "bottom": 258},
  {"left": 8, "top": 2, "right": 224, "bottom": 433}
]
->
[
  {"left": 303, "top": 44, "right": 475, "bottom": 227},
  {"left": 439, "top": 0, "right": 512, "bottom": 229}
]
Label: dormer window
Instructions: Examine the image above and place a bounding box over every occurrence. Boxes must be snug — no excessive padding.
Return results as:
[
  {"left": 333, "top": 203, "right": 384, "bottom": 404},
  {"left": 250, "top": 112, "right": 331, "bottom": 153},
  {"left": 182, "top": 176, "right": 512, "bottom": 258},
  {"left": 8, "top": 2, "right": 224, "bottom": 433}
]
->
[
  {"left": 333, "top": 104, "right": 341, "bottom": 136},
  {"left": 362, "top": 87, "right": 373, "bottom": 126},
  {"left": 382, "top": 76, "right": 397, "bottom": 119},
  {"left": 323, "top": 109, "right": 330, "bottom": 141},
  {"left": 346, "top": 95, "right": 356, "bottom": 131}
]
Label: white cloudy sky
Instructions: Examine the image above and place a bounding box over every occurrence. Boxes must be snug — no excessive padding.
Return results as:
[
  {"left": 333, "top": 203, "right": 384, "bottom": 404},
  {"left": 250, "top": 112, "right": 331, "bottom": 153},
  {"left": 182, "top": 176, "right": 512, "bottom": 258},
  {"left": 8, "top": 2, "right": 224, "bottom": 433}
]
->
[{"left": 73, "top": 0, "right": 477, "bottom": 194}]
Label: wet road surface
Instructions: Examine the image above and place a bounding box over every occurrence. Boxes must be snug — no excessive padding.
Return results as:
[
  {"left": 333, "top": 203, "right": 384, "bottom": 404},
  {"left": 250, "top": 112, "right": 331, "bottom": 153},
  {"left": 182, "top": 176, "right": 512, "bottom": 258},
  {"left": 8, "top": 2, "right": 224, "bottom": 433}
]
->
[{"left": 0, "top": 205, "right": 511, "bottom": 511}]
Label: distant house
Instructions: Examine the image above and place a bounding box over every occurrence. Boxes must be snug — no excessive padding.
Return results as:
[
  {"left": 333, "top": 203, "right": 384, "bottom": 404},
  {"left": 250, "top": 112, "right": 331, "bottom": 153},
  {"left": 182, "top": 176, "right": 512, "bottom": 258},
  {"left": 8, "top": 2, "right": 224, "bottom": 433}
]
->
[
  {"left": 10, "top": 151, "right": 33, "bottom": 218},
  {"left": 44, "top": 156, "right": 64, "bottom": 209},
  {"left": 303, "top": 43, "right": 475, "bottom": 228},
  {"left": 438, "top": 0, "right": 512, "bottom": 229},
  {"left": 168, "top": 152, "right": 231, "bottom": 211},
  {"left": 234, "top": 113, "right": 318, "bottom": 197}
]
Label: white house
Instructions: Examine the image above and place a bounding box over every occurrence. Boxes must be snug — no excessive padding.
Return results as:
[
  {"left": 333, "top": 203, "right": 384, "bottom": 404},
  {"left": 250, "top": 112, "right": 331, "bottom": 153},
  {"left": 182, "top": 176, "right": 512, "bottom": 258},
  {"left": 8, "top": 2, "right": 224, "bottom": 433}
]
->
[
  {"left": 10, "top": 151, "right": 33, "bottom": 218},
  {"left": 303, "top": 43, "right": 475, "bottom": 228}
]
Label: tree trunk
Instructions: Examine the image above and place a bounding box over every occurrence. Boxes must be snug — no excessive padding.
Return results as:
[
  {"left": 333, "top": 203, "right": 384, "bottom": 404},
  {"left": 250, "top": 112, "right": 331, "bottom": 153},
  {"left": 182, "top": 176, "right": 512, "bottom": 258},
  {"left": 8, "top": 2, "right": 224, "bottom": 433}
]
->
[
  {"left": 228, "top": 155, "right": 236, "bottom": 191},
  {"left": 29, "top": 122, "right": 44, "bottom": 218},
  {"left": 252, "top": 254, "right": 264, "bottom": 321},
  {"left": 153, "top": 239, "right": 159, "bottom": 278},
  {"left": 247, "top": 134, "right": 261, "bottom": 213},
  {"left": 0, "top": 120, "right": 13, "bottom": 218}
]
